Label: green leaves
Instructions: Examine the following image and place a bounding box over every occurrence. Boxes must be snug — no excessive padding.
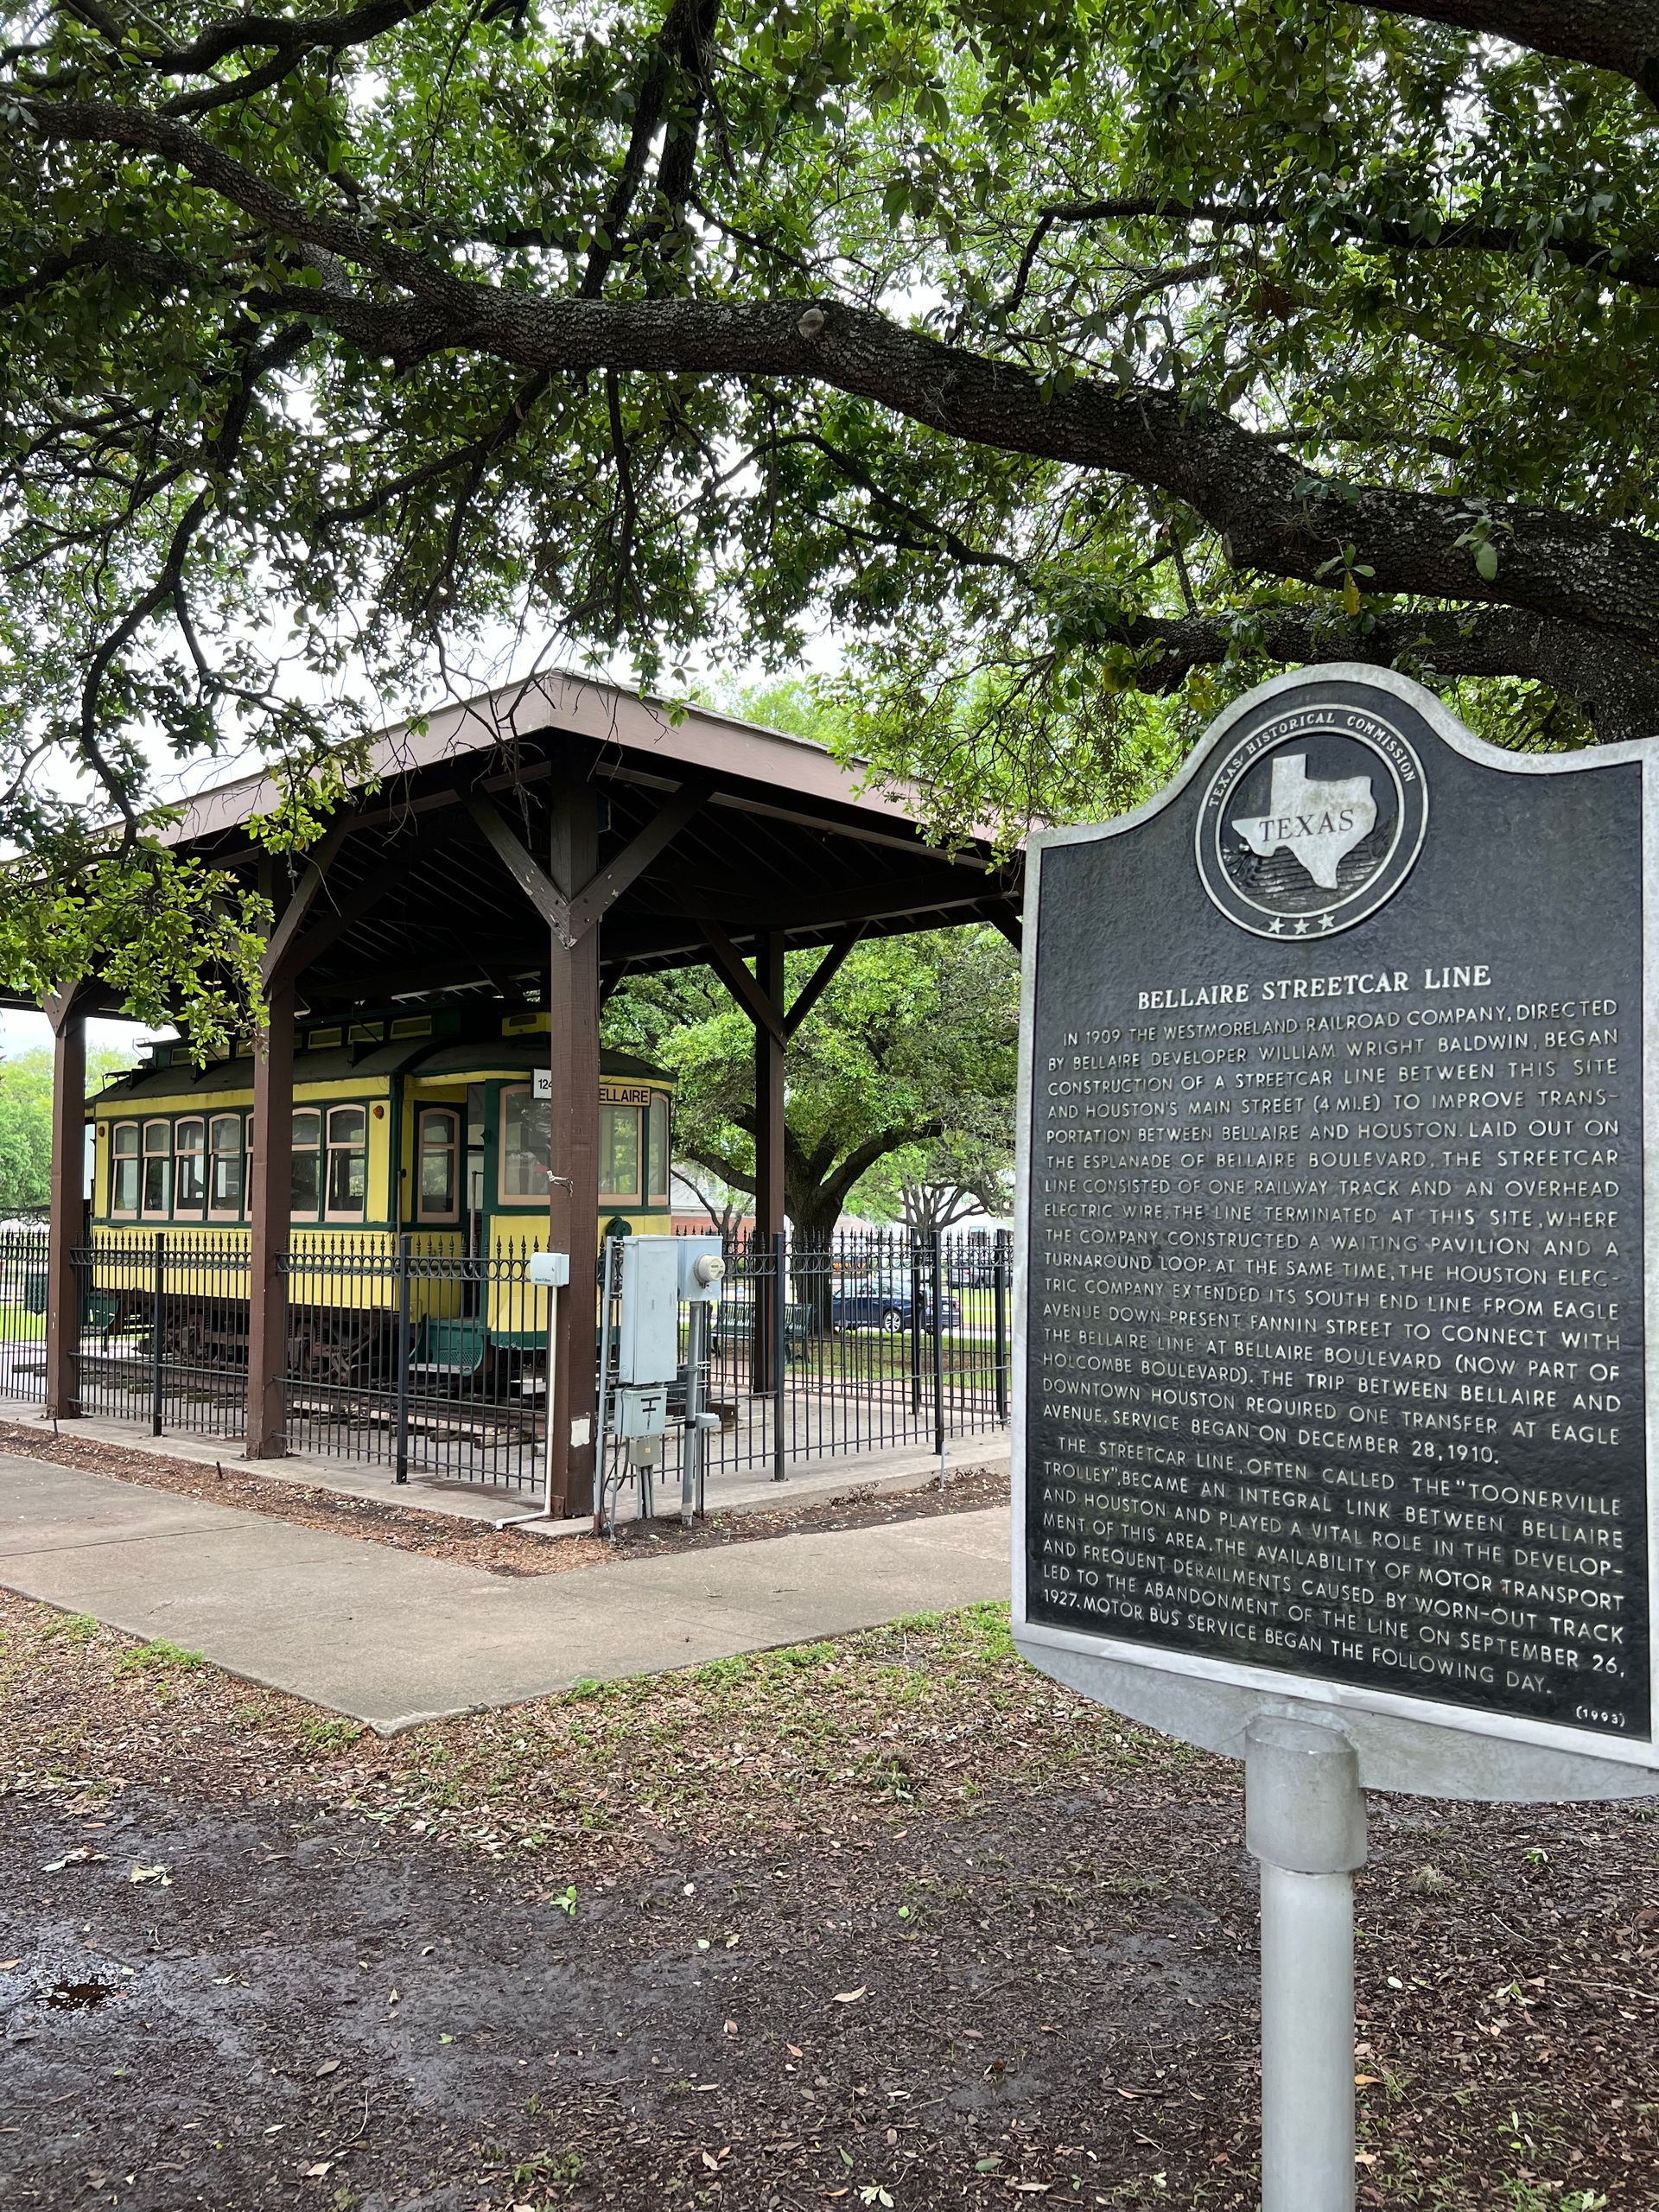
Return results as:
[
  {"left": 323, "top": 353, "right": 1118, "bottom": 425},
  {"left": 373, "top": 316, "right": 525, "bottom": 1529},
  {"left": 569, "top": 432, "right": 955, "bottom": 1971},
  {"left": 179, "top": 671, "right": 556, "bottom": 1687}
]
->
[
  {"left": 603, "top": 916, "right": 1018, "bottom": 1233},
  {"left": 1, "top": 0, "right": 1656, "bottom": 1001}
]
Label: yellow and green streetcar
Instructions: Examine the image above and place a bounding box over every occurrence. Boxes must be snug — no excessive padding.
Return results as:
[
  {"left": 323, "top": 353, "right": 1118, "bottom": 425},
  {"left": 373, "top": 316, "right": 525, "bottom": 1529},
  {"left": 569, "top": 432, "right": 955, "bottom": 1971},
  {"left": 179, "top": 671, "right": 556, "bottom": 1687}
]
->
[{"left": 86, "top": 1007, "right": 674, "bottom": 1386}]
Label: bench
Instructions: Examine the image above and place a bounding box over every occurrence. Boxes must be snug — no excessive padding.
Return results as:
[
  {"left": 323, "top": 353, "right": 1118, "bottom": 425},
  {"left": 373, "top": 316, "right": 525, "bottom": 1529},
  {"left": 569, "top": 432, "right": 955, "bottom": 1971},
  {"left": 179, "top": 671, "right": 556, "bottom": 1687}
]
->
[
  {"left": 709, "top": 1299, "right": 813, "bottom": 1354},
  {"left": 410, "top": 1316, "right": 490, "bottom": 1382}
]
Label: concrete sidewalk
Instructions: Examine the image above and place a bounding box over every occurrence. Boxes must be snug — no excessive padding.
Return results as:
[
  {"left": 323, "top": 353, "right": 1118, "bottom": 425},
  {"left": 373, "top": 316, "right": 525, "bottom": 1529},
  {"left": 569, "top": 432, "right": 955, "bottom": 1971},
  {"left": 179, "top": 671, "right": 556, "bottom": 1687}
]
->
[{"left": 0, "top": 1454, "right": 1008, "bottom": 1733}]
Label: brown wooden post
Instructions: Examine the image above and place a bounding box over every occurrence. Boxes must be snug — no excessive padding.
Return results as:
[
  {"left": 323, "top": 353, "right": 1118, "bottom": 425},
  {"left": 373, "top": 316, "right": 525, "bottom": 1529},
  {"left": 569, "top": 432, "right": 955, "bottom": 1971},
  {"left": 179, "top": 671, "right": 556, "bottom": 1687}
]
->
[
  {"left": 753, "top": 931, "right": 786, "bottom": 1391},
  {"left": 548, "top": 771, "right": 601, "bottom": 1516},
  {"left": 245, "top": 973, "right": 296, "bottom": 1457},
  {"left": 44, "top": 987, "right": 88, "bottom": 1420}
]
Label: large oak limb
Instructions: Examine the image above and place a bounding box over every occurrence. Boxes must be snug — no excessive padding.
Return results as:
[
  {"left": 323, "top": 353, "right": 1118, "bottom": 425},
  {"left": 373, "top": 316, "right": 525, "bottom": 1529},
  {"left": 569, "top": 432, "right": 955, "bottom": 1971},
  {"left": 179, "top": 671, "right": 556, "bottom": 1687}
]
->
[
  {"left": 1347, "top": 0, "right": 1659, "bottom": 107},
  {"left": 21, "top": 94, "right": 1659, "bottom": 663}
]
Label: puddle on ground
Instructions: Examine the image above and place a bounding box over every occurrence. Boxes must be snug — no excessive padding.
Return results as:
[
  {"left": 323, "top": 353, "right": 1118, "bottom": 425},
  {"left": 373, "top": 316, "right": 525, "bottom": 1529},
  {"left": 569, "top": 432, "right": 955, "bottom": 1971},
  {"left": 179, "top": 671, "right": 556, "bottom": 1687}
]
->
[{"left": 45, "top": 1982, "right": 111, "bottom": 2012}]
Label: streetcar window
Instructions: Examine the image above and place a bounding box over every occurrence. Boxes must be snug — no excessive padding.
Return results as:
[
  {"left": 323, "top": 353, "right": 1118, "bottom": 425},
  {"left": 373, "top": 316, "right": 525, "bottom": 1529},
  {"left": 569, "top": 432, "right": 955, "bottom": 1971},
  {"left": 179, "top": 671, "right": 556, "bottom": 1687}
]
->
[
  {"left": 326, "top": 1106, "right": 368, "bottom": 1219},
  {"left": 599, "top": 1103, "right": 642, "bottom": 1205},
  {"left": 141, "top": 1119, "right": 170, "bottom": 1217},
  {"left": 209, "top": 1114, "right": 245, "bottom": 1217},
  {"left": 291, "top": 1109, "right": 321, "bottom": 1216},
  {"left": 175, "top": 1119, "right": 206, "bottom": 1215},
  {"left": 111, "top": 1122, "right": 139, "bottom": 1216},
  {"left": 647, "top": 1093, "right": 671, "bottom": 1205},
  {"left": 498, "top": 1084, "right": 550, "bottom": 1204},
  {"left": 416, "top": 1108, "right": 460, "bottom": 1222}
]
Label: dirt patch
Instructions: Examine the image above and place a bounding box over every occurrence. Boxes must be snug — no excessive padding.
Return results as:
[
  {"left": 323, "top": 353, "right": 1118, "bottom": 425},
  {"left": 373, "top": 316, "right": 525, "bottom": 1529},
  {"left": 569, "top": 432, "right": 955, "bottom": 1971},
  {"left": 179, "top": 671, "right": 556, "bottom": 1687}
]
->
[
  {"left": 0, "top": 1419, "right": 1007, "bottom": 1576},
  {"left": 1, "top": 1598, "right": 1655, "bottom": 2210}
]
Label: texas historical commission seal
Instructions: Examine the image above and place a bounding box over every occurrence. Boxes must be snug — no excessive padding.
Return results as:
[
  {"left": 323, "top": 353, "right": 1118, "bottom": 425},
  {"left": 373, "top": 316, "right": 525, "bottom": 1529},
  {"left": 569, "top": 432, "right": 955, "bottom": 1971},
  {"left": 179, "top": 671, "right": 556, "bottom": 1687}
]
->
[{"left": 1194, "top": 703, "right": 1429, "bottom": 938}]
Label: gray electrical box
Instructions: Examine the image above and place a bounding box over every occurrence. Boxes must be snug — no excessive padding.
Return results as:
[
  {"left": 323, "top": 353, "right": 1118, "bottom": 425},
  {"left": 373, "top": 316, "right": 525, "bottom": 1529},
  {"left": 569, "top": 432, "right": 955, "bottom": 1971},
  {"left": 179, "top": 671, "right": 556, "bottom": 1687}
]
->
[
  {"left": 613, "top": 1236, "right": 680, "bottom": 1386},
  {"left": 613, "top": 1382, "right": 669, "bottom": 1438}
]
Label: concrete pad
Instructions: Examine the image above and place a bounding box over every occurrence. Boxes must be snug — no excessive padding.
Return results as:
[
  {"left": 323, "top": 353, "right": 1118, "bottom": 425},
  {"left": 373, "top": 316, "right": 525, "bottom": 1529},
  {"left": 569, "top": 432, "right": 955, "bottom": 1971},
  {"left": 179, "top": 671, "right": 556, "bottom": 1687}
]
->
[
  {"left": 0, "top": 1454, "right": 1009, "bottom": 1733},
  {"left": 0, "top": 1399, "right": 1009, "bottom": 1529},
  {"left": 0, "top": 1403, "right": 526, "bottom": 1523}
]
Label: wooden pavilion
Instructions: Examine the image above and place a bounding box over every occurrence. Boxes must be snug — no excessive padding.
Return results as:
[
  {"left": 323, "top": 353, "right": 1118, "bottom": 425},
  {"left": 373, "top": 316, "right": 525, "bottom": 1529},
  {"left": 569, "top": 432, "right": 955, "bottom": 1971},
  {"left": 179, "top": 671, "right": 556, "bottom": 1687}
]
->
[{"left": 36, "top": 672, "right": 1023, "bottom": 1512}]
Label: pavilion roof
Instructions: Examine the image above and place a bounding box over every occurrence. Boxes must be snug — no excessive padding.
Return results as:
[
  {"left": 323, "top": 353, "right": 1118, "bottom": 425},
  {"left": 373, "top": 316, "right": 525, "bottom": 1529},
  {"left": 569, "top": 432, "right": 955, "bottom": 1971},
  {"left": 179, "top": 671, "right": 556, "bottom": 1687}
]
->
[{"left": 96, "top": 670, "right": 1022, "bottom": 1020}]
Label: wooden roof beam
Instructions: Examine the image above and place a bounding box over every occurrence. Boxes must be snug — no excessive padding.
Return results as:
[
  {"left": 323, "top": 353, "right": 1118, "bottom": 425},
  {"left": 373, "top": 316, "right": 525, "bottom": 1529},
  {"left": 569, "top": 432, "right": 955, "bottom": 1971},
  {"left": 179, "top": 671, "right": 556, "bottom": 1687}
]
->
[
  {"left": 207, "top": 787, "right": 464, "bottom": 871},
  {"left": 257, "top": 820, "right": 354, "bottom": 981},
  {"left": 264, "top": 851, "right": 411, "bottom": 988},
  {"left": 700, "top": 920, "right": 785, "bottom": 1043},
  {"left": 463, "top": 795, "right": 571, "bottom": 940},
  {"left": 565, "top": 777, "right": 713, "bottom": 941},
  {"left": 783, "top": 924, "right": 866, "bottom": 1039},
  {"left": 467, "top": 780, "right": 714, "bottom": 949},
  {"left": 478, "top": 750, "right": 1005, "bottom": 873},
  {"left": 666, "top": 870, "right": 1012, "bottom": 936}
]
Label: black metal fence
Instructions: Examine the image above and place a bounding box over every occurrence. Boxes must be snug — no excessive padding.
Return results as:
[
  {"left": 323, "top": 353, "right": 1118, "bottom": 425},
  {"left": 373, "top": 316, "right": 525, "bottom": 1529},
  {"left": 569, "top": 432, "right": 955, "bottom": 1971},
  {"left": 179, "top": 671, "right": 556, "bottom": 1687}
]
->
[
  {"left": 13, "top": 1225, "right": 1010, "bottom": 1498},
  {"left": 68, "top": 1234, "right": 250, "bottom": 1439},
  {"left": 666, "top": 1226, "right": 1012, "bottom": 1484},
  {"left": 280, "top": 1235, "right": 545, "bottom": 1487},
  {"left": 0, "top": 1227, "right": 50, "bottom": 1405}
]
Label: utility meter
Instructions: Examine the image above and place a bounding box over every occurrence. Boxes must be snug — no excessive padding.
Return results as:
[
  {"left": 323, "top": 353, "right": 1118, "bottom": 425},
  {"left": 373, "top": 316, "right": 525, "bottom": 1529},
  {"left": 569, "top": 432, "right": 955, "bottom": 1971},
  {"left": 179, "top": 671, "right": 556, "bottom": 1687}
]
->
[{"left": 677, "top": 1236, "right": 726, "bottom": 1303}]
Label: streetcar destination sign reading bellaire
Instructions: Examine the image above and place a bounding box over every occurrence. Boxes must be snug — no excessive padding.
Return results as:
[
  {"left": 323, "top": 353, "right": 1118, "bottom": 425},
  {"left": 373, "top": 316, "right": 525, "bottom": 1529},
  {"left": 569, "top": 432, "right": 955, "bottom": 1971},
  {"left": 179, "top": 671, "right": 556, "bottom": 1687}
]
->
[{"left": 1014, "top": 667, "right": 1657, "bottom": 1766}]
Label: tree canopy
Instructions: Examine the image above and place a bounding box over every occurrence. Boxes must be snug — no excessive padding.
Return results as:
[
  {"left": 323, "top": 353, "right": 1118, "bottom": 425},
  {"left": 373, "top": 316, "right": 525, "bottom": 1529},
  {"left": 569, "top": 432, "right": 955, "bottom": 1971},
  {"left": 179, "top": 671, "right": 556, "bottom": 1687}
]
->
[
  {"left": 602, "top": 925, "right": 1018, "bottom": 1241},
  {"left": 0, "top": 1040, "right": 135, "bottom": 1211},
  {"left": 4, "top": 0, "right": 1659, "bottom": 928}
]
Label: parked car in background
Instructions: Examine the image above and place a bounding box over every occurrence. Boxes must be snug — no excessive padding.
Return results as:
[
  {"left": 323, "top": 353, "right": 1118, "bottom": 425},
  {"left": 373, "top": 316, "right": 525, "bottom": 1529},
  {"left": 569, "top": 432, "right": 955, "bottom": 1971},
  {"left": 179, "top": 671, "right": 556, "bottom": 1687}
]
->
[{"left": 829, "top": 1271, "right": 963, "bottom": 1334}]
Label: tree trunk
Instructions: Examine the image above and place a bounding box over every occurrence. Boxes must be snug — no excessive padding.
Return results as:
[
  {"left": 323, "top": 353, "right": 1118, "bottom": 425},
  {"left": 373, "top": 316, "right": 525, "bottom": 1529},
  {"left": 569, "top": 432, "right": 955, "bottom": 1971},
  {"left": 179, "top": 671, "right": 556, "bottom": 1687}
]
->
[{"left": 787, "top": 1192, "right": 843, "bottom": 1334}]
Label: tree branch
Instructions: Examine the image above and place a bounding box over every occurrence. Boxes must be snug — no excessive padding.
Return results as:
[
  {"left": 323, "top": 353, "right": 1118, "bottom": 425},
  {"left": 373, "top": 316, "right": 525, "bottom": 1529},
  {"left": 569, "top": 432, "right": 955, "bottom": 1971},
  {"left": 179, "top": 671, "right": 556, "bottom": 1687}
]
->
[
  {"left": 67, "top": 320, "right": 312, "bottom": 846},
  {"left": 24, "top": 96, "right": 1655, "bottom": 652},
  {"left": 1344, "top": 0, "right": 1659, "bottom": 108},
  {"left": 580, "top": 0, "right": 721, "bottom": 296},
  {"left": 680, "top": 1141, "right": 755, "bottom": 1196},
  {"left": 150, "top": 0, "right": 443, "bottom": 105},
  {"left": 821, "top": 1120, "right": 945, "bottom": 1210},
  {"left": 0, "top": 232, "right": 197, "bottom": 311},
  {"left": 1010, "top": 191, "right": 1659, "bottom": 297},
  {"left": 1103, "top": 604, "right": 1659, "bottom": 741}
]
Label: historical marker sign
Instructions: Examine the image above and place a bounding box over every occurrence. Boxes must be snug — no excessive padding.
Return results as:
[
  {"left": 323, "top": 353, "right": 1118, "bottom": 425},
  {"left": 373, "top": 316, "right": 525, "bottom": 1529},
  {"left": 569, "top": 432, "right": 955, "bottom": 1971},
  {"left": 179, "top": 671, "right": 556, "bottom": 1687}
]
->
[{"left": 1014, "top": 666, "right": 1659, "bottom": 1793}]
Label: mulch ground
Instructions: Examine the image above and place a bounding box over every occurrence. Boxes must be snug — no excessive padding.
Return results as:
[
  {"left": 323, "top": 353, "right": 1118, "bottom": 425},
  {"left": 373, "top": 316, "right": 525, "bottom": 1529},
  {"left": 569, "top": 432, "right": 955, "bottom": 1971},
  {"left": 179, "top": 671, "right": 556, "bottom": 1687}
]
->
[
  {"left": 0, "top": 1419, "right": 1007, "bottom": 1575},
  {"left": 0, "top": 1595, "right": 1654, "bottom": 2211}
]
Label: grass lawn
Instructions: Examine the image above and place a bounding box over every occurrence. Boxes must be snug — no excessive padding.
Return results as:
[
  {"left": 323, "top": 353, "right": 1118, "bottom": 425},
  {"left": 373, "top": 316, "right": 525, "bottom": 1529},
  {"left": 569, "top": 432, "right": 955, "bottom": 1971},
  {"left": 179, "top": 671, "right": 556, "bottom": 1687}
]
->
[
  {"left": 0, "top": 1301, "right": 44, "bottom": 1343},
  {"left": 0, "top": 1592, "right": 1654, "bottom": 2211}
]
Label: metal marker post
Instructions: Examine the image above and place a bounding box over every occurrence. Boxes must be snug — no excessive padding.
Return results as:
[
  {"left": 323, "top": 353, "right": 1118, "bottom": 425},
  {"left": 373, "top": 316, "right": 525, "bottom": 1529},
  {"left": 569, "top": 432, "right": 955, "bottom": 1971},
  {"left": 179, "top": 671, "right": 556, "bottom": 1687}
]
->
[
  {"left": 682, "top": 1298, "right": 709, "bottom": 1528},
  {"left": 393, "top": 1232, "right": 411, "bottom": 1485},
  {"left": 150, "top": 1230, "right": 165, "bottom": 1436},
  {"left": 1245, "top": 1716, "right": 1368, "bottom": 2212}
]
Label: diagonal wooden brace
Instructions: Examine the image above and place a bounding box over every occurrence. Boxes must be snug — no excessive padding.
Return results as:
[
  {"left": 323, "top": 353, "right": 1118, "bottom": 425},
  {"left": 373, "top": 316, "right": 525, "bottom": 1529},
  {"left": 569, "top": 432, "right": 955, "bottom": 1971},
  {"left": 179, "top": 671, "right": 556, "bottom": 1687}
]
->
[
  {"left": 464, "top": 795, "right": 572, "bottom": 940},
  {"left": 468, "top": 779, "right": 712, "bottom": 949},
  {"left": 261, "top": 851, "right": 411, "bottom": 988},
  {"left": 701, "top": 919, "right": 786, "bottom": 1041}
]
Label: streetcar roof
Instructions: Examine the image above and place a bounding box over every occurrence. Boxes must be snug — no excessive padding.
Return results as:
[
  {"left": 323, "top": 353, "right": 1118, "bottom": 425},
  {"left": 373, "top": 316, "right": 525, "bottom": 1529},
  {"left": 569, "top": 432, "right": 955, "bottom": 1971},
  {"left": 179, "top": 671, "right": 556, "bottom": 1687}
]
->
[{"left": 92, "top": 1041, "right": 670, "bottom": 1104}]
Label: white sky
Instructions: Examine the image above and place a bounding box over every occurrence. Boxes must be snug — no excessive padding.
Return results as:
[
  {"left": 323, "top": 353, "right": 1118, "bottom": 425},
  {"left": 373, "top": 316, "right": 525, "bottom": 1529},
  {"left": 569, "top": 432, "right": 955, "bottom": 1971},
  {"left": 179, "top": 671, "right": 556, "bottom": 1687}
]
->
[
  {"left": 8, "top": 572, "right": 842, "bottom": 1072},
  {"left": 0, "top": 1010, "right": 168, "bottom": 1063}
]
